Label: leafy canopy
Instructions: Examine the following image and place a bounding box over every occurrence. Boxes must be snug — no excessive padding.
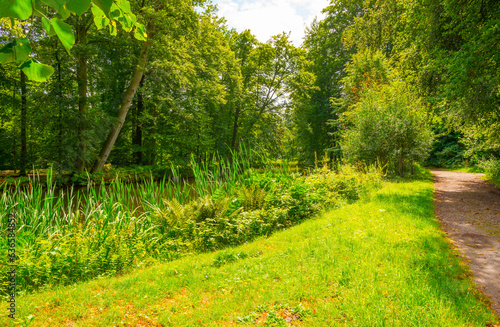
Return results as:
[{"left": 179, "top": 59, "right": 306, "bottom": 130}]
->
[{"left": 0, "top": 0, "right": 147, "bottom": 81}]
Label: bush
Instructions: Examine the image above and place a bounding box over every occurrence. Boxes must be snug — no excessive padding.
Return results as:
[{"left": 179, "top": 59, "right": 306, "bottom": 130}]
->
[
  {"left": 0, "top": 165, "right": 382, "bottom": 294},
  {"left": 478, "top": 157, "right": 500, "bottom": 179},
  {"left": 341, "top": 82, "right": 433, "bottom": 175}
]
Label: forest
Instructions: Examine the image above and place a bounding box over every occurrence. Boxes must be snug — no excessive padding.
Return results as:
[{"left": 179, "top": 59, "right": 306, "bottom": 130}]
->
[
  {"left": 0, "top": 0, "right": 499, "bottom": 325},
  {"left": 0, "top": 0, "right": 497, "bottom": 180}
]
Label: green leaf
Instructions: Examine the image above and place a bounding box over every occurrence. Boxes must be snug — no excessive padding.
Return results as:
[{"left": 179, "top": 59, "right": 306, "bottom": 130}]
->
[
  {"left": 91, "top": 4, "right": 109, "bottom": 29},
  {"left": 118, "top": 13, "right": 134, "bottom": 32},
  {"left": 51, "top": 18, "right": 75, "bottom": 51},
  {"left": 92, "top": 0, "right": 112, "bottom": 15},
  {"left": 133, "top": 24, "right": 147, "bottom": 41},
  {"left": 0, "top": 42, "right": 16, "bottom": 63},
  {"left": 20, "top": 59, "right": 54, "bottom": 82},
  {"left": 109, "top": 3, "right": 121, "bottom": 19},
  {"left": 32, "top": 3, "right": 49, "bottom": 18},
  {"left": 0, "top": 0, "right": 33, "bottom": 20},
  {"left": 115, "top": 0, "right": 131, "bottom": 14},
  {"left": 40, "top": 0, "right": 66, "bottom": 11},
  {"left": 57, "top": 5, "right": 70, "bottom": 19},
  {"left": 42, "top": 17, "right": 56, "bottom": 36},
  {"left": 66, "top": 0, "right": 91, "bottom": 16},
  {"left": 0, "top": 38, "right": 31, "bottom": 64},
  {"left": 108, "top": 22, "right": 117, "bottom": 36}
]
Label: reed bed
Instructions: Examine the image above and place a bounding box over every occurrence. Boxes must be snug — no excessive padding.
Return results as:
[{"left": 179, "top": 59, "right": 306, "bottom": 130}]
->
[{"left": 0, "top": 153, "right": 382, "bottom": 294}]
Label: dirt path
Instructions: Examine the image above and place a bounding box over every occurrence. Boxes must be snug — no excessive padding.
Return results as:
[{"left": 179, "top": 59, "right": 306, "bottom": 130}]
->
[{"left": 432, "top": 169, "right": 500, "bottom": 315}]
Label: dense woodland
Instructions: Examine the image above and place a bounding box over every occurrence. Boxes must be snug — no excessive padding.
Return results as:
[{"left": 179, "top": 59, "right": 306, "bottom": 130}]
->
[{"left": 0, "top": 0, "right": 499, "bottom": 177}]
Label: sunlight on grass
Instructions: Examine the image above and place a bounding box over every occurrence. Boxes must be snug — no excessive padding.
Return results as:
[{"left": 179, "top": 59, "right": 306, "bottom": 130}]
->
[{"left": 1, "top": 179, "right": 498, "bottom": 326}]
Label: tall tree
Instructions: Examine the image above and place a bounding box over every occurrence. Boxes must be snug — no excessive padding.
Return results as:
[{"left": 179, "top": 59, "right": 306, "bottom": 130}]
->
[
  {"left": 19, "top": 70, "right": 27, "bottom": 175},
  {"left": 292, "top": 0, "right": 363, "bottom": 165},
  {"left": 75, "top": 14, "right": 93, "bottom": 172},
  {"left": 230, "top": 32, "right": 308, "bottom": 152},
  {"left": 92, "top": 0, "right": 202, "bottom": 171}
]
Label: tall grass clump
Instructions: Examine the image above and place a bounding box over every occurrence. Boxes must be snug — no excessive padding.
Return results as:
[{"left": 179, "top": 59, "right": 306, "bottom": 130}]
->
[{"left": 0, "top": 153, "right": 382, "bottom": 294}]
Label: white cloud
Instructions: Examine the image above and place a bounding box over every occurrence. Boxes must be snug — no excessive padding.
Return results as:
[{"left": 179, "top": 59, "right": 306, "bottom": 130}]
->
[{"left": 213, "top": 0, "right": 330, "bottom": 46}]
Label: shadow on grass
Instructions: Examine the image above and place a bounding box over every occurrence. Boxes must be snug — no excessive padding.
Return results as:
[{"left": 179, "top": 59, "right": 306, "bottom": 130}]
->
[
  {"left": 375, "top": 184, "right": 497, "bottom": 321},
  {"left": 374, "top": 185, "right": 434, "bottom": 220}
]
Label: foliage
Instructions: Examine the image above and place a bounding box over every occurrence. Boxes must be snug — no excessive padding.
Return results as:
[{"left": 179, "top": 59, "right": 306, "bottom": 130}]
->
[
  {"left": 291, "top": 0, "right": 363, "bottom": 165},
  {"left": 2, "top": 179, "right": 497, "bottom": 326},
  {"left": 425, "top": 127, "right": 465, "bottom": 168},
  {"left": 0, "top": 161, "right": 382, "bottom": 294},
  {"left": 340, "top": 0, "right": 500, "bottom": 162},
  {"left": 0, "top": 0, "right": 146, "bottom": 81},
  {"left": 341, "top": 80, "right": 433, "bottom": 175},
  {"left": 0, "top": 4, "right": 308, "bottom": 175},
  {"left": 342, "top": 49, "right": 391, "bottom": 101},
  {"left": 478, "top": 157, "right": 500, "bottom": 181}
]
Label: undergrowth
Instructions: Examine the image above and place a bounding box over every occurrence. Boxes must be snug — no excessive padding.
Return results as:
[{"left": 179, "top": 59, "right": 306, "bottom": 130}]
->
[
  {"left": 0, "top": 157, "right": 382, "bottom": 295},
  {"left": 1, "top": 177, "right": 497, "bottom": 326}
]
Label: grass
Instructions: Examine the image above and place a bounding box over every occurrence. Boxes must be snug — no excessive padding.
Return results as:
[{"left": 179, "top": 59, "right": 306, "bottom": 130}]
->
[
  {"left": 0, "top": 157, "right": 382, "bottom": 294},
  {"left": 2, "top": 177, "right": 498, "bottom": 326},
  {"left": 444, "top": 166, "right": 485, "bottom": 174}
]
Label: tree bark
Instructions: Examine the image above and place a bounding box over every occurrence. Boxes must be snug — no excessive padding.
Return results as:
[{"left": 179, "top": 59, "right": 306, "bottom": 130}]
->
[
  {"left": 230, "top": 104, "right": 240, "bottom": 151},
  {"left": 132, "top": 75, "right": 145, "bottom": 165},
  {"left": 92, "top": 40, "right": 150, "bottom": 173},
  {"left": 55, "top": 46, "right": 63, "bottom": 176},
  {"left": 11, "top": 83, "right": 17, "bottom": 174},
  {"left": 148, "top": 104, "right": 158, "bottom": 165},
  {"left": 75, "top": 16, "right": 90, "bottom": 173},
  {"left": 20, "top": 70, "right": 27, "bottom": 176}
]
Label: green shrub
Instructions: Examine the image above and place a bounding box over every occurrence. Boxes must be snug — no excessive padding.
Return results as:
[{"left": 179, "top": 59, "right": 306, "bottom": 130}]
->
[
  {"left": 0, "top": 164, "right": 382, "bottom": 294},
  {"left": 341, "top": 82, "right": 433, "bottom": 175},
  {"left": 478, "top": 157, "right": 500, "bottom": 179}
]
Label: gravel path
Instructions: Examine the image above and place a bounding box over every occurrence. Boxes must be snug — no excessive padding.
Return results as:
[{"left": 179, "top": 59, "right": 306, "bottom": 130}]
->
[{"left": 432, "top": 169, "right": 500, "bottom": 315}]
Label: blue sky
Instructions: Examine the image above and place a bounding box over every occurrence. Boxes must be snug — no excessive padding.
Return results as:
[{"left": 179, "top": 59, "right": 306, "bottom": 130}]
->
[{"left": 212, "top": 0, "right": 330, "bottom": 46}]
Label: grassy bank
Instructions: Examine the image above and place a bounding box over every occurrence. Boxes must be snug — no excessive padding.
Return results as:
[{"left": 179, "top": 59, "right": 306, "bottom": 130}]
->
[
  {"left": 0, "top": 160, "right": 382, "bottom": 294},
  {"left": 2, "top": 177, "right": 497, "bottom": 326}
]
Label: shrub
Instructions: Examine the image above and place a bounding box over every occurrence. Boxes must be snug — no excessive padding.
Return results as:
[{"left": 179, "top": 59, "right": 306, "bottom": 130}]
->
[
  {"left": 478, "top": 157, "right": 500, "bottom": 179},
  {"left": 341, "top": 82, "right": 433, "bottom": 175},
  {"left": 0, "top": 164, "right": 382, "bottom": 294}
]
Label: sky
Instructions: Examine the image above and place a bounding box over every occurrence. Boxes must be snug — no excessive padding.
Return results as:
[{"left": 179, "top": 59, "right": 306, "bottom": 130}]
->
[{"left": 212, "top": 0, "right": 330, "bottom": 46}]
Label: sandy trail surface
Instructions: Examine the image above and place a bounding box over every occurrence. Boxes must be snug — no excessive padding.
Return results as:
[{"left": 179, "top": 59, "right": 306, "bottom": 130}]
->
[{"left": 432, "top": 169, "right": 500, "bottom": 315}]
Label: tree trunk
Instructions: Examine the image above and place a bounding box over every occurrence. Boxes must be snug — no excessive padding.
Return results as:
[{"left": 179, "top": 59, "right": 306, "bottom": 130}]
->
[
  {"left": 132, "top": 75, "right": 145, "bottom": 165},
  {"left": 11, "top": 84, "right": 17, "bottom": 174},
  {"left": 230, "top": 104, "right": 240, "bottom": 151},
  {"left": 75, "top": 16, "right": 89, "bottom": 173},
  {"left": 56, "top": 46, "right": 63, "bottom": 177},
  {"left": 148, "top": 104, "right": 158, "bottom": 165},
  {"left": 20, "top": 70, "right": 27, "bottom": 176},
  {"left": 92, "top": 40, "right": 150, "bottom": 173}
]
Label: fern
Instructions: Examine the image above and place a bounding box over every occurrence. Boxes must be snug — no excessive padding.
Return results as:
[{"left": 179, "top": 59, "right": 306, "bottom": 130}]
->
[{"left": 240, "top": 185, "right": 268, "bottom": 211}]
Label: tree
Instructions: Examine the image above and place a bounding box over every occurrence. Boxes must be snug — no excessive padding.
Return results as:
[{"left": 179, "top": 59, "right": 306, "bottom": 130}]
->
[
  {"left": 329, "top": 49, "right": 433, "bottom": 175},
  {"left": 341, "top": 81, "right": 433, "bottom": 174},
  {"left": 342, "top": 0, "right": 500, "bottom": 156},
  {"left": 231, "top": 32, "right": 308, "bottom": 152},
  {"left": 0, "top": 0, "right": 146, "bottom": 81},
  {"left": 292, "top": 0, "right": 363, "bottom": 165},
  {"left": 92, "top": 0, "right": 211, "bottom": 171}
]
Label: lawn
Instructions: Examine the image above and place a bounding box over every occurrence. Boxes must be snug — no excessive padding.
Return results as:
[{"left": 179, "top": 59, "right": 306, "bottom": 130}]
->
[{"left": 2, "top": 178, "right": 498, "bottom": 326}]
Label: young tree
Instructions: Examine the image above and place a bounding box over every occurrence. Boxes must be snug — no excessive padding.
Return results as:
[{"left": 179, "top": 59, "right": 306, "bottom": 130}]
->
[{"left": 340, "top": 55, "right": 433, "bottom": 176}]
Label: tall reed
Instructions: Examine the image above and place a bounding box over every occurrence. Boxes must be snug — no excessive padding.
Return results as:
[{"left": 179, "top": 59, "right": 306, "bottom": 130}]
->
[{"left": 0, "top": 150, "right": 381, "bottom": 294}]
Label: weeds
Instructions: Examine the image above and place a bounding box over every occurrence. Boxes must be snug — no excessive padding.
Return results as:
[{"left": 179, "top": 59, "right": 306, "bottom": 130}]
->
[{"left": 0, "top": 154, "right": 382, "bottom": 294}]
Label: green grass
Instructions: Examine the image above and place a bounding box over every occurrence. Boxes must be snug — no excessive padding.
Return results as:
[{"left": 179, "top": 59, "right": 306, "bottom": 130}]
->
[
  {"left": 1, "top": 162, "right": 381, "bottom": 294},
  {"left": 2, "top": 178, "right": 497, "bottom": 326},
  {"left": 445, "top": 166, "right": 485, "bottom": 174}
]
